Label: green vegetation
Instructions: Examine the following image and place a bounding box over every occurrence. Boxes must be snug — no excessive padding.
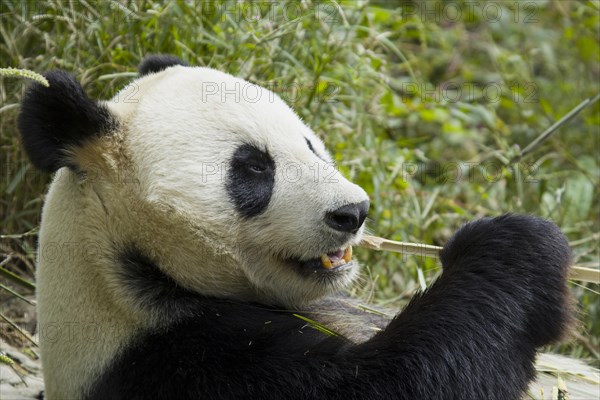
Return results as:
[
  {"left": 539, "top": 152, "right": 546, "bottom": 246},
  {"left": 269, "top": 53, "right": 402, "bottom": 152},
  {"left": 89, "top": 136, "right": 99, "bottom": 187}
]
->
[{"left": 1, "top": 0, "right": 598, "bottom": 370}]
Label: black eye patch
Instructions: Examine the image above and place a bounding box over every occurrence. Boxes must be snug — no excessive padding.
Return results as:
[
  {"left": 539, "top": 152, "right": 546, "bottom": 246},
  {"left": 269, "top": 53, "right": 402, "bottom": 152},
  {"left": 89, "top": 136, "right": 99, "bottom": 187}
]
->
[
  {"left": 226, "top": 144, "right": 276, "bottom": 218},
  {"left": 305, "top": 138, "right": 316, "bottom": 154},
  {"left": 305, "top": 137, "right": 326, "bottom": 161}
]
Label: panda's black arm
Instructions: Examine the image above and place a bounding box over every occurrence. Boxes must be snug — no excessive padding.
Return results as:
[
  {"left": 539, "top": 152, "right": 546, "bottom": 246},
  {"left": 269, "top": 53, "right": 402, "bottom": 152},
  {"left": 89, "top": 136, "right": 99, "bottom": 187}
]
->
[
  {"left": 88, "top": 215, "right": 571, "bottom": 400},
  {"left": 359, "top": 214, "right": 572, "bottom": 399}
]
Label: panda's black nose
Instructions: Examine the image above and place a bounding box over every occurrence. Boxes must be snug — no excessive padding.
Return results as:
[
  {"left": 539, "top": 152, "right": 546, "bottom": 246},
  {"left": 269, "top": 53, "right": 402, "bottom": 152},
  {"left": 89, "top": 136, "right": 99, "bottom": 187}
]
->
[{"left": 325, "top": 200, "right": 369, "bottom": 234}]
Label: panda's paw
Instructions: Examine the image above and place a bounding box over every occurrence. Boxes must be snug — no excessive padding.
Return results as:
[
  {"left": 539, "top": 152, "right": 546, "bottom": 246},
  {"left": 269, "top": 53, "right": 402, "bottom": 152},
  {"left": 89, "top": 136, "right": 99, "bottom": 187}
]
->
[{"left": 440, "top": 214, "right": 573, "bottom": 346}]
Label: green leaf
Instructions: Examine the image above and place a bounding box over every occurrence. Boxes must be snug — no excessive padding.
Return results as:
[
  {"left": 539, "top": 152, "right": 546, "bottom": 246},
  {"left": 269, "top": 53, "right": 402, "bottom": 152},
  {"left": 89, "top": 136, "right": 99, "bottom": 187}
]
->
[{"left": 293, "top": 314, "right": 342, "bottom": 337}]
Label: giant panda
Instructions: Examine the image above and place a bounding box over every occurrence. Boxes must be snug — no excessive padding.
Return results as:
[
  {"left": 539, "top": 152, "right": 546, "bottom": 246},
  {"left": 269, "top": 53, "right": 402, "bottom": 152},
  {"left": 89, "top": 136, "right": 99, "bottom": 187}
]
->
[{"left": 18, "top": 55, "right": 573, "bottom": 400}]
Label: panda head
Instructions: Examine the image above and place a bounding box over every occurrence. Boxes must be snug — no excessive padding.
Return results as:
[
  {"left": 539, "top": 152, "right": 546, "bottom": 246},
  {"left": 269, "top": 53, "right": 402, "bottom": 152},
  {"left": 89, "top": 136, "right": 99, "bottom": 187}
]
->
[{"left": 18, "top": 55, "right": 369, "bottom": 307}]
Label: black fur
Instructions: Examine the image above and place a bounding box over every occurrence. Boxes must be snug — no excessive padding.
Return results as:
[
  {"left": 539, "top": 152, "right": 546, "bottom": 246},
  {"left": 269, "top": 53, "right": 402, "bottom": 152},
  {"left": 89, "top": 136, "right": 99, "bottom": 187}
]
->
[
  {"left": 18, "top": 70, "right": 115, "bottom": 172},
  {"left": 226, "top": 144, "right": 276, "bottom": 217},
  {"left": 305, "top": 137, "right": 327, "bottom": 161},
  {"left": 138, "top": 55, "right": 189, "bottom": 76},
  {"left": 88, "top": 215, "right": 572, "bottom": 400},
  {"left": 116, "top": 246, "right": 202, "bottom": 320},
  {"left": 305, "top": 137, "right": 316, "bottom": 154}
]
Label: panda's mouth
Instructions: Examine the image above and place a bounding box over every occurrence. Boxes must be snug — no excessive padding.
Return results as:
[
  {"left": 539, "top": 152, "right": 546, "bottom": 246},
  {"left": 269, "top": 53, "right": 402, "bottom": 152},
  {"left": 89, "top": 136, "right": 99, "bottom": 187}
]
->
[{"left": 291, "top": 246, "right": 353, "bottom": 272}]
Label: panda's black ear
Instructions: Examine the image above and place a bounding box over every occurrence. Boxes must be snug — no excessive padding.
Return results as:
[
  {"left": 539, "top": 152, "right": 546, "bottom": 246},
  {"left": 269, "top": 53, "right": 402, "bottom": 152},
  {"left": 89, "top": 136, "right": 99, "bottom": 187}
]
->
[
  {"left": 138, "top": 54, "right": 189, "bottom": 76},
  {"left": 18, "top": 70, "right": 116, "bottom": 173}
]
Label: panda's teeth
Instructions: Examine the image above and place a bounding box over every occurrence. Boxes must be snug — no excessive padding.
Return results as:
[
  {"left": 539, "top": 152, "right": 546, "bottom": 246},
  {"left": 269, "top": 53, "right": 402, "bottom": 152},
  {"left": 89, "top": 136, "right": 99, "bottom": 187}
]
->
[
  {"left": 342, "top": 246, "right": 352, "bottom": 263},
  {"left": 320, "top": 247, "right": 352, "bottom": 269},
  {"left": 320, "top": 254, "right": 333, "bottom": 269}
]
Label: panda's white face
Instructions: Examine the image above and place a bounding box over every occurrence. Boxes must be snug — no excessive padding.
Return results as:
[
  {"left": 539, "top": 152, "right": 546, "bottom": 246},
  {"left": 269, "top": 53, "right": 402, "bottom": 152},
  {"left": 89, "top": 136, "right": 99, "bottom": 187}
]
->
[{"left": 104, "top": 65, "right": 369, "bottom": 306}]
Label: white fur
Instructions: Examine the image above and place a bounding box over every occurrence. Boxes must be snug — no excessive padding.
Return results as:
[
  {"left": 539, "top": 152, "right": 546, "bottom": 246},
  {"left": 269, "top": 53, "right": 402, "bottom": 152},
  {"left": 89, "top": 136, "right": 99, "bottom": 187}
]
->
[{"left": 37, "top": 65, "right": 369, "bottom": 398}]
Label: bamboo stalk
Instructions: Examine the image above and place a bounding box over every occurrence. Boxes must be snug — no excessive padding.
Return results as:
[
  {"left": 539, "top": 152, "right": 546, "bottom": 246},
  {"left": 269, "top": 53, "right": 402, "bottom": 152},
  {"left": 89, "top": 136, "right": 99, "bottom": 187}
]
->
[
  {"left": 0, "top": 312, "right": 38, "bottom": 347},
  {"left": 0, "top": 282, "right": 36, "bottom": 306},
  {"left": 359, "top": 236, "right": 441, "bottom": 258},
  {"left": 510, "top": 93, "right": 600, "bottom": 163},
  {"left": 358, "top": 235, "right": 600, "bottom": 284},
  {"left": 569, "top": 267, "right": 600, "bottom": 285},
  {"left": 0, "top": 258, "right": 36, "bottom": 291}
]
